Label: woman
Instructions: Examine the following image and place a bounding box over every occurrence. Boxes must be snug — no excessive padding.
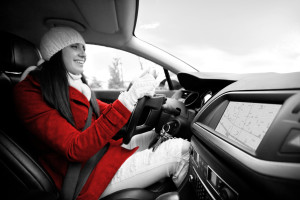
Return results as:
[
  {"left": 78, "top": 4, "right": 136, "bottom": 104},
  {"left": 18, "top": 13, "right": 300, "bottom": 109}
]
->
[{"left": 14, "top": 27, "right": 190, "bottom": 200}]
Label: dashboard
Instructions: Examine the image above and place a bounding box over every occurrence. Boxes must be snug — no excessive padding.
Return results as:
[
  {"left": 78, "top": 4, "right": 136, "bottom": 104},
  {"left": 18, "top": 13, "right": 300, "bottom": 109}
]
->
[{"left": 177, "top": 72, "right": 300, "bottom": 200}]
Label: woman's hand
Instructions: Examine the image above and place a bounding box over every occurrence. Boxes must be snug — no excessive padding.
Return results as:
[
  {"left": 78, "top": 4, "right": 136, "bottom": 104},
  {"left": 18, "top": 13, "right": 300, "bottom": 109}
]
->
[{"left": 118, "top": 68, "right": 157, "bottom": 112}]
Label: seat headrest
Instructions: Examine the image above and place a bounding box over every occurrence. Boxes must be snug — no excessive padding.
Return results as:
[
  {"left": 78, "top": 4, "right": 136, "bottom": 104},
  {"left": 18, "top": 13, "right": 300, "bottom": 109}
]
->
[{"left": 0, "top": 32, "right": 41, "bottom": 73}]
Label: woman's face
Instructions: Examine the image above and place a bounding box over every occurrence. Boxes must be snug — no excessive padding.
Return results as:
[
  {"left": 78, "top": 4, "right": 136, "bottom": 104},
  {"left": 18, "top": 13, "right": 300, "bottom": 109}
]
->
[{"left": 62, "top": 43, "right": 86, "bottom": 75}]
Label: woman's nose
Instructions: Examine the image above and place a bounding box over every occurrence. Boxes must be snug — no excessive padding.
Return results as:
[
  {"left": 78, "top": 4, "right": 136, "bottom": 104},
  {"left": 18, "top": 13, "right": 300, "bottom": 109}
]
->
[{"left": 79, "top": 48, "right": 86, "bottom": 58}]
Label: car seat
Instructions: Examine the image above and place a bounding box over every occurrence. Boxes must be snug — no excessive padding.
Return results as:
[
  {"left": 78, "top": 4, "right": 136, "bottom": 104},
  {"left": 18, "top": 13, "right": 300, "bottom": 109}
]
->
[{"left": 0, "top": 31, "right": 178, "bottom": 200}]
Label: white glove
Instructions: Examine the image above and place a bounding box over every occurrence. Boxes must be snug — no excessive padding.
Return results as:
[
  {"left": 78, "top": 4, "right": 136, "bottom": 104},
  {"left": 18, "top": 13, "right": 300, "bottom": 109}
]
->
[{"left": 118, "top": 71, "right": 157, "bottom": 112}]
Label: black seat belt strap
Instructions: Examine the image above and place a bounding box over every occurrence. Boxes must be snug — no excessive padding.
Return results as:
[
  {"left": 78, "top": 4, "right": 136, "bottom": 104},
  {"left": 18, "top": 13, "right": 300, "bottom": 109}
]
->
[
  {"left": 73, "top": 143, "right": 110, "bottom": 199},
  {"left": 61, "top": 163, "right": 81, "bottom": 200},
  {"left": 61, "top": 105, "right": 109, "bottom": 200},
  {"left": 82, "top": 105, "right": 94, "bottom": 131}
]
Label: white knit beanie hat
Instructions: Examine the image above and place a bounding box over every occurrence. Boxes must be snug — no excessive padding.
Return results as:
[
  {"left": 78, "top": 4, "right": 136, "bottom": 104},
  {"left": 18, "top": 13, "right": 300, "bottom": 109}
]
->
[{"left": 40, "top": 27, "right": 86, "bottom": 61}]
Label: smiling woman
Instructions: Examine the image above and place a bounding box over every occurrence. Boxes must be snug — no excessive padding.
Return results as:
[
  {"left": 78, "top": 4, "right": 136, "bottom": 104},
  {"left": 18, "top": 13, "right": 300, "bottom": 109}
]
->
[
  {"left": 13, "top": 26, "right": 191, "bottom": 200},
  {"left": 135, "top": 0, "right": 300, "bottom": 73}
]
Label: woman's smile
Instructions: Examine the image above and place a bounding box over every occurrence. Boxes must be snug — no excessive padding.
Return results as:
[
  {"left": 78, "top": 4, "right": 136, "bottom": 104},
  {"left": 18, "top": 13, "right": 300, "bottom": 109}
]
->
[
  {"left": 74, "top": 59, "right": 85, "bottom": 65},
  {"left": 62, "top": 43, "right": 86, "bottom": 75}
]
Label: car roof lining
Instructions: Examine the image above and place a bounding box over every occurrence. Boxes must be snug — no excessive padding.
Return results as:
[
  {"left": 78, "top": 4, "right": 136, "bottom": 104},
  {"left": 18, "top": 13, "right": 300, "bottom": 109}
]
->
[{"left": 0, "top": 0, "right": 137, "bottom": 48}]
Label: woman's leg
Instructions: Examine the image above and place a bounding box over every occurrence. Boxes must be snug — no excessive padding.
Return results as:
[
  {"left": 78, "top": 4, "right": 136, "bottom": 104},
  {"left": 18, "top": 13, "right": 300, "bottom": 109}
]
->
[
  {"left": 100, "top": 138, "right": 190, "bottom": 198},
  {"left": 121, "top": 130, "right": 158, "bottom": 151}
]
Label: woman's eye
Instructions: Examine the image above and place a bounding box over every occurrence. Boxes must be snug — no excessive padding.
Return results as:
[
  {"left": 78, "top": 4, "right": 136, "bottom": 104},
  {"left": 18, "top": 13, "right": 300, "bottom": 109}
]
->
[{"left": 71, "top": 45, "right": 78, "bottom": 49}]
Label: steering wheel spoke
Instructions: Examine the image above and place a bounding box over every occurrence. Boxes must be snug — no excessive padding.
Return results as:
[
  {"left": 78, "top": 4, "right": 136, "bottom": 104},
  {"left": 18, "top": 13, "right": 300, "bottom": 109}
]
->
[{"left": 122, "top": 96, "right": 166, "bottom": 144}]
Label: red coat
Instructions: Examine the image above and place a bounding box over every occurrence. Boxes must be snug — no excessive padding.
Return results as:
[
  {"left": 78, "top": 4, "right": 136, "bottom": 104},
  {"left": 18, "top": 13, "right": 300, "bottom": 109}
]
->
[{"left": 14, "top": 75, "right": 138, "bottom": 200}]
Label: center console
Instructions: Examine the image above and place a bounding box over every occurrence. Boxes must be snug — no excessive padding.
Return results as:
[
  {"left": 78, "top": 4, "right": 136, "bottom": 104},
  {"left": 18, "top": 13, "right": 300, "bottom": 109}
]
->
[
  {"left": 186, "top": 90, "right": 300, "bottom": 200},
  {"left": 188, "top": 138, "right": 240, "bottom": 200}
]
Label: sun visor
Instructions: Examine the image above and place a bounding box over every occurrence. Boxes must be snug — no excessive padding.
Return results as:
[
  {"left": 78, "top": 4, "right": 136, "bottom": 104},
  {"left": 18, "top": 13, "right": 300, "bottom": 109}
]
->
[{"left": 73, "top": 0, "right": 119, "bottom": 34}]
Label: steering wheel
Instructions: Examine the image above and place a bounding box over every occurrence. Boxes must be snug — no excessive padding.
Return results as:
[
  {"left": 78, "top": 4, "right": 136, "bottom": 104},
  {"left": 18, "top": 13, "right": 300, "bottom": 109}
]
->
[{"left": 122, "top": 96, "right": 166, "bottom": 144}]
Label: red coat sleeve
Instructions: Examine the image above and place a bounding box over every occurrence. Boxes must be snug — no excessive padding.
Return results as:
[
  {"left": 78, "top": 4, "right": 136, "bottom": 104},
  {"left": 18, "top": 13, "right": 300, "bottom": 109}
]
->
[{"left": 14, "top": 77, "right": 131, "bottom": 162}]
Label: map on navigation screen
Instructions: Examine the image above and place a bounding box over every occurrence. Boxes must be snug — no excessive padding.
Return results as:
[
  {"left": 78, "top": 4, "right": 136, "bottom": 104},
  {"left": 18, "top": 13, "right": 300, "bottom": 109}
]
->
[{"left": 215, "top": 102, "right": 281, "bottom": 151}]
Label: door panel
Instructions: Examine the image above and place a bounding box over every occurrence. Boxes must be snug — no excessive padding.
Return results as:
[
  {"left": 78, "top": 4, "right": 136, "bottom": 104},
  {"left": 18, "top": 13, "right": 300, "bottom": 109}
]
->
[{"left": 93, "top": 89, "right": 122, "bottom": 104}]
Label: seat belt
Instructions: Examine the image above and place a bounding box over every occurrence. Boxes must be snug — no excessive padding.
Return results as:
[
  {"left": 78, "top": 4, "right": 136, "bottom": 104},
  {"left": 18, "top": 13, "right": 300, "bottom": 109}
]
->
[
  {"left": 73, "top": 143, "right": 109, "bottom": 199},
  {"left": 61, "top": 105, "right": 110, "bottom": 200}
]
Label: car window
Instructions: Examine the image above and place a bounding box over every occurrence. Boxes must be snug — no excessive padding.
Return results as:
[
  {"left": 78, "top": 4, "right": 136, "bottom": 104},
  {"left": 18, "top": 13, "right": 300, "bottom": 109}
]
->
[
  {"left": 135, "top": 0, "right": 300, "bottom": 74},
  {"left": 83, "top": 44, "right": 177, "bottom": 90}
]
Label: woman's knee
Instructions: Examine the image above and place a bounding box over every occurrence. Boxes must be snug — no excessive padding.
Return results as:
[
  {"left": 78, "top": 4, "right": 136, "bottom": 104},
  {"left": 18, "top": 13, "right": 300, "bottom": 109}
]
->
[{"left": 181, "top": 139, "right": 191, "bottom": 157}]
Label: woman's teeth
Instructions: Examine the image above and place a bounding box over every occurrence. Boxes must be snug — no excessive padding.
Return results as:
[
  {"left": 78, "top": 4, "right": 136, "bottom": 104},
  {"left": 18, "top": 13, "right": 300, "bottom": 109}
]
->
[{"left": 75, "top": 60, "right": 84, "bottom": 64}]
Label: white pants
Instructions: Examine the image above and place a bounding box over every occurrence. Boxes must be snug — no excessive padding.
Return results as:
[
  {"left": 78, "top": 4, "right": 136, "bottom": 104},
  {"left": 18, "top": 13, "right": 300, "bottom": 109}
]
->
[{"left": 100, "top": 130, "right": 191, "bottom": 198}]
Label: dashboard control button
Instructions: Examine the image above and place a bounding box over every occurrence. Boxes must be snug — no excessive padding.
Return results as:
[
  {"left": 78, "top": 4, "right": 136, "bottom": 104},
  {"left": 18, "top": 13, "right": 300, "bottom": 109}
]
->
[
  {"left": 220, "top": 187, "right": 236, "bottom": 200},
  {"left": 292, "top": 103, "right": 300, "bottom": 113},
  {"left": 281, "top": 129, "right": 300, "bottom": 153},
  {"left": 189, "top": 175, "right": 194, "bottom": 182}
]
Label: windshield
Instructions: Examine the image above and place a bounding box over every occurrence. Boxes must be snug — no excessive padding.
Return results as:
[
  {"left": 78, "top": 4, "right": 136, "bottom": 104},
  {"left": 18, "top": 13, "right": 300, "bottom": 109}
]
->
[{"left": 135, "top": 0, "right": 300, "bottom": 73}]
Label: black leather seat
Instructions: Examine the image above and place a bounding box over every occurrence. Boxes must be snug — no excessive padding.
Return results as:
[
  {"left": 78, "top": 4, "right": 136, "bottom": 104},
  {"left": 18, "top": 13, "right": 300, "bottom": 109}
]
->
[
  {"left": 0, "top": 31, "right": 176, "bottom": 200},
  {"left": 0, "top": 31, "right": 58, "bottom": 199},
  {"left": 0, "top": 31, "right": 41, "bottom": 134}
]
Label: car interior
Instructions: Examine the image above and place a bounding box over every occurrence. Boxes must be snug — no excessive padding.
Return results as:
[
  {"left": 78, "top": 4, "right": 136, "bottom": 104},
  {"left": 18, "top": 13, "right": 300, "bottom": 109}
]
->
[{"left": 0, "top": 0, "right": 300, "bottom": 200}]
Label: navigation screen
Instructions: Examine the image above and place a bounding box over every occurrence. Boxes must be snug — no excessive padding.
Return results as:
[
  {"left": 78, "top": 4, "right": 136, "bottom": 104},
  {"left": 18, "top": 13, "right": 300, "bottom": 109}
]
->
[{"left": 215, "top": 102, "right": 281, "bottom": 151}]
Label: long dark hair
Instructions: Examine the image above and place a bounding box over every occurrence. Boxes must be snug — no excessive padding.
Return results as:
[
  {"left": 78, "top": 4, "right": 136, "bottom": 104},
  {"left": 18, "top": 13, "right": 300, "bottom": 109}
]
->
[{"left": 30, "top": 51, "right": 100, "bottom": 127}]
